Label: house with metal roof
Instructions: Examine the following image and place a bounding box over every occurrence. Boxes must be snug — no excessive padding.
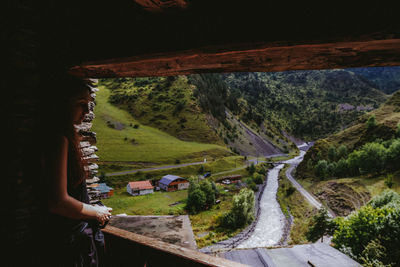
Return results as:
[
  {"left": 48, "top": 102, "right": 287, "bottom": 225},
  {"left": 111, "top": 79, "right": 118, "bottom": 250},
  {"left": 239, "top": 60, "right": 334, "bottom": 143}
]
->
[
  {"left": 158, "top": 175, "right": 189, "bottom": 191},
  {"left": 127, "top": 180, "right": 154, "bottom": 196},
  {"left": 87, "top": 183, "right": 114, "bottom": 199}
]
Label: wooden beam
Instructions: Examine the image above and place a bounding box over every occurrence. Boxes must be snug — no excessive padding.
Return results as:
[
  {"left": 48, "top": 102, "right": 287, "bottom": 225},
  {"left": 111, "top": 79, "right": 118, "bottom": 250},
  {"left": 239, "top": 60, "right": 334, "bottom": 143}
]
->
[
  {"left": 102, "top": 225, "right": 249, "bottom": 267},
  {"left": 70, "top": 39, "right": 400, "bottom": 78}
]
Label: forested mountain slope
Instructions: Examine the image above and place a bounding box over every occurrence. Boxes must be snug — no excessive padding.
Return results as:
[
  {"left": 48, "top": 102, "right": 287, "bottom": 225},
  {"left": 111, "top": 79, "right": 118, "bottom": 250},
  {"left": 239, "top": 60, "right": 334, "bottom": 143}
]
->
[
  {"left": 97, "top": 68, "right": 394, "bottom": 158},
  {"left": 348, "top": 66, "right": 400, "bottom": 94},
  {"left": 298, "top": 90, "right": 400, "bottom": 177},
  {"left": 221, "top": 70, "right": 388, "bottom": 140}
]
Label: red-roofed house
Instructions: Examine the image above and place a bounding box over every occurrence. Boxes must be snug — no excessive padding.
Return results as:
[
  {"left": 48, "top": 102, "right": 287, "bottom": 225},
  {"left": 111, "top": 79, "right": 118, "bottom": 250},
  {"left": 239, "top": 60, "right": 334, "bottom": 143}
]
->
[{"left": 127, "top": 180, "right": 154, "bottom": 196}]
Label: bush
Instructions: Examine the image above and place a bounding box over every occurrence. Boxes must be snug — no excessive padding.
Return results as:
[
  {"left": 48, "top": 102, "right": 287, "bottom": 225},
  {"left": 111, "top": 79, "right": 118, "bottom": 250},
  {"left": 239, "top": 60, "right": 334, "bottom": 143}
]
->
[
  {"left": 332, "top": 190, "right": 400, "bottom": 265},
  {"left": 247, "top": 163, "right": 256, "bottom": 175},
  {"left": 385, "top": 174, "right": 394, "bottom": 188},
  {"left": 253, "top": 173, "right": 264, "bottom": 184},
  {"left": 219, "top": 188, "right": 255, "bottom": 230},
  {"left": 285, "top": 185, "right": 296, "bottom": 196}
]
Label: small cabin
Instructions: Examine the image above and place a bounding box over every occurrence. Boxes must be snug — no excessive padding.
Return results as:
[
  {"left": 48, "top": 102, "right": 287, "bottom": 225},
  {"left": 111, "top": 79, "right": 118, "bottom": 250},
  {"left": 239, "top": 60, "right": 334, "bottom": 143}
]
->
[
  {"left": 158, "top": 175, "right": 189, "bottom": 192},
  {"left": 87, "top": 183, "right": 114, "bottom": 199},
  {"left": 127, "top": 180, "right": 154, "bottom": 196}
]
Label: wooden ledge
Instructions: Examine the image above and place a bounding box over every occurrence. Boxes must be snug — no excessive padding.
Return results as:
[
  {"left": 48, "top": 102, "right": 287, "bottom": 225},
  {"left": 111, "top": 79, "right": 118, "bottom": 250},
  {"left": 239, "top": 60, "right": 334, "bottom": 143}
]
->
[
  {"left": 103, "top": 225, "right": 248, "bottom": 267},
  {"left": 70, "top": 39, "right": 400, "bottom": 78}
]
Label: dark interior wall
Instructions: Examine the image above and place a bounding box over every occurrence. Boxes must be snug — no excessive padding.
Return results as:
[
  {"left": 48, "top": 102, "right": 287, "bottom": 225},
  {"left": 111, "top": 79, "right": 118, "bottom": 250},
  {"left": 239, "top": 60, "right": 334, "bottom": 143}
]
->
[{"left": 4, "top": 1, "right": 400, "bottom": 264}]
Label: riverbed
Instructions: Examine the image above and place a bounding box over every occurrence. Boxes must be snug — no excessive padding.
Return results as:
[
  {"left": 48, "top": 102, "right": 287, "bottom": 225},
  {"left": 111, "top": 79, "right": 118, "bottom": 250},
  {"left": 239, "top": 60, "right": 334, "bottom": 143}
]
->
[{"left": 237, "top": 149, "right": 306, "bottom": 248}]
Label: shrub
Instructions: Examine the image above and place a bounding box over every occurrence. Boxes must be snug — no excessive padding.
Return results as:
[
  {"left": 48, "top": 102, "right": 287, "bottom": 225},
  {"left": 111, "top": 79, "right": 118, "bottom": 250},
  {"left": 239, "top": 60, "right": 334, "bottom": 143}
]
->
[
  {"left": 247, "top": 163, "right": 256, "bottom": 175},
  {"left": 332, "top": 190, "right": 400, "bottom": 265},
  {"left": 385, "top": 174, "right": 394, "bottom": 188},
  {"left": 285, "top": 185, "right": 296, "bottom": 196},
  {"left": 253, "top": 173, "right": 264, "bottom": 184}
]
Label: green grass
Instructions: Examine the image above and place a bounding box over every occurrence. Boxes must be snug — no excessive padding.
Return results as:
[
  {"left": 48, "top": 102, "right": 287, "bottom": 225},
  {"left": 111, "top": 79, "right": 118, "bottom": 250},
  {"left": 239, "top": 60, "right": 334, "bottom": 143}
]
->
[
  {"left": 92, "top": 85, "right": 231, "bottom": 164},
  {"left": 101, "top": 181, "right": 245, "bottom": 248},
  {"left": 189, "top": 190, "right": 243, "bottom": 248},
  {"left": 101, "top": 156, "right": 247, "bottom": 189},
  {"left": 101, "top": 188, "right": 188, "bottom": 215},
  {"left": 99, "top": 77, "right": 224, "bottom": 145},
  {"left": 277, "top": 165, "right": 317, "bottom": 245}
]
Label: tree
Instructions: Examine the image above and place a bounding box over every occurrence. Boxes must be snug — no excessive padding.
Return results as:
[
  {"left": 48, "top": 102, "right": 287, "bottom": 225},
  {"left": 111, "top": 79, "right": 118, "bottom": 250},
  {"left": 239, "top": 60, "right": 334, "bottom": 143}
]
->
[
  {"left": 186, "top": 178, "right": 216, "bottom": 213},
  {"left": 337, "top": 145, "right": 348, "bottom": 160},
  {"left": 326, "top": 162, "right": 336, "bottom": 176},
  {"left": 396, "top": 121, "right": 400, "bottom": 137},
  {"left": 306, "top": 208, "right": 334, "bottom": 242},
  {"left": 186, "top": 189, "right": 206, "bottom": 214},
  {"left": 200, "top": 180, "right": 215, "bottom": 208},
  {"left": 315, "top": 160, "right": 328, "bottom": 179},
  {"left": 358, "top": 142, "right": 387, "bottom": 174},
  {"left": 335, "top": 158, "right": 349, "bottom": 177},
  {"left": 219, "top": 188, "right": 255, "bottom": 229},
  {"left": 366, "top": 115, "right": 377, "bottom": 129},
  {"left": 328, "top": 145, "right": 337, "bottom": 162},
  {"left": 387, "top": 139, "right": 400, "bottom": 169}
]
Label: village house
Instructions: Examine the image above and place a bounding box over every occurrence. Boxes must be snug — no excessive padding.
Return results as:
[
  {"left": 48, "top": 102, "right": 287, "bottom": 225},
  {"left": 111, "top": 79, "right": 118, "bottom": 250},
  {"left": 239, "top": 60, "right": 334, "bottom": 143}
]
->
[
  {"left": 158, "top": 175, "right": 189, "bottom": 191},
  {"left": 87, "top": 183, "right": 114, "bottom": 199},
  {"left": 127, "top": 180, "right": 154, "bottom": 196}
]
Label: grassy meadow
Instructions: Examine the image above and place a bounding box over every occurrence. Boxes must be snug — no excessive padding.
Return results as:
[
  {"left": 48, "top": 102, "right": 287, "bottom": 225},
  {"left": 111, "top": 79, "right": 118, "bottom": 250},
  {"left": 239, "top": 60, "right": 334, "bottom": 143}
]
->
[{"left": 92, "top": 85, "right": 231, "bottom": 164}]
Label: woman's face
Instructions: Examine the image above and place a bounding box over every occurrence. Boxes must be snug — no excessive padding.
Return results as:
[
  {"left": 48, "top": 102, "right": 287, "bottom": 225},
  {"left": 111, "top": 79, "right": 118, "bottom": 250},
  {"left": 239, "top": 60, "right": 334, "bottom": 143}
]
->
[{"left": 70, "top": 90, "right": 91, "bottom": 125}]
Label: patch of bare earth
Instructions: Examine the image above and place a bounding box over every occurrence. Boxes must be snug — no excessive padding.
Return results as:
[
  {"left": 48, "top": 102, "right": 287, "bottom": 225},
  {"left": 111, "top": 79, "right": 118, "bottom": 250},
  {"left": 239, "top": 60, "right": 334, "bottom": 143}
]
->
[{"left": 315, "top": 181, "right": 370, "bottom": 216}]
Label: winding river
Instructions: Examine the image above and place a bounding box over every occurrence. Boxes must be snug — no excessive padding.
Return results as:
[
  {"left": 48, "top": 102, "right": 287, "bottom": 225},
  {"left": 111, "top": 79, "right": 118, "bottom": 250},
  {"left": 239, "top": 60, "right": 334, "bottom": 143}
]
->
[{"left": 237, "top": 147, "right": 307, "bottom": 249}]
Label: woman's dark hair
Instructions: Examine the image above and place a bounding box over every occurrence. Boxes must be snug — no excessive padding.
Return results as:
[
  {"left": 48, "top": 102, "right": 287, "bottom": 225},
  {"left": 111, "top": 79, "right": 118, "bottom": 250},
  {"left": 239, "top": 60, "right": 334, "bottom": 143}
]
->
[{"left": 38, "top": 73, "right": 94, "bottom": 187}]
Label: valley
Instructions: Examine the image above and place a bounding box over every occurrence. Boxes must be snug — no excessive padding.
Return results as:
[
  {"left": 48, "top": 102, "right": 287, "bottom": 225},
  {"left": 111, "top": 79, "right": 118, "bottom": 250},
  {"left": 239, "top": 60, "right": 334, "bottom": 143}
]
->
[{"left": 93, "top": 67, "right": 400, "bottom": 266}]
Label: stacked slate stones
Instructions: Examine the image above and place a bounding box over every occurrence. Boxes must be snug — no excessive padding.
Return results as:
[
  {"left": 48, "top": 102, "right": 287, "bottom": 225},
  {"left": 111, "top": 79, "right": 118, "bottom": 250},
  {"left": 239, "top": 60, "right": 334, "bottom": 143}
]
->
[{"left": 75, "top": 79, "right": 101, "bottom": 204}]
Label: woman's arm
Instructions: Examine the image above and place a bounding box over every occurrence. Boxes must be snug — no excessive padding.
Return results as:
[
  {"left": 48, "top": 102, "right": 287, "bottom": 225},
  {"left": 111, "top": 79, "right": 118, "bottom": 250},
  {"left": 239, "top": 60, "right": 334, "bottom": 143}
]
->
[{"left": 46, "top": 136, "right": 111, "bottom": 224}]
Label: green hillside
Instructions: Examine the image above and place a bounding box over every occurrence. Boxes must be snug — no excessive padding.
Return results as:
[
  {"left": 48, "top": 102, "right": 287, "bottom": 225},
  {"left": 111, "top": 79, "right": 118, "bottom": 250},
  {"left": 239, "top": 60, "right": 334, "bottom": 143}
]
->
[
  {"left": 99, "top": 75, "right": 294, "bottom": 157},
  {"left": 296, "top": 91, "right": 400, "bottom": 216},
  {"left": 99, "top": 76, "right": 223, "bottom": 145},
  {"left": 348, "top": 66, "right": 400, "bottom": 94},
  {"left": 91, "top": 85, "right": 231, "bottom": 164},
  {"left": 299, "top": 90, "right": 400, "bottom": 169}
]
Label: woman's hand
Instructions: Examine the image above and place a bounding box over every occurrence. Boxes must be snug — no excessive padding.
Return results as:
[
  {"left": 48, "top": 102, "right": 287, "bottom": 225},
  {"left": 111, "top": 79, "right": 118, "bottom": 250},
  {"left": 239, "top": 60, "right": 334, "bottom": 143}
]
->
[{"left": 93, "top": 205, "right": 113, "bottom": 226}]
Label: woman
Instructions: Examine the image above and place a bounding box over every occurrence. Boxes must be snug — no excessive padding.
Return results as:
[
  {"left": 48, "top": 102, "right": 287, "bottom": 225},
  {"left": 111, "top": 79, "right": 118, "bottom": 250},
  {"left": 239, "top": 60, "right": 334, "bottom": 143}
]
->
[{"left": 38, "top": 74, "right": 112, "bottom": 266}]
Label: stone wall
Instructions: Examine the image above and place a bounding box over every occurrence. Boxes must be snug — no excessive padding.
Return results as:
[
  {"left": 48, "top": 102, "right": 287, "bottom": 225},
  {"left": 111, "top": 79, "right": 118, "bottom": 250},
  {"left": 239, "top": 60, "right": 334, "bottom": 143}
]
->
[{"left": 75, "top": 80, "right": 101, "bottom": 203}]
